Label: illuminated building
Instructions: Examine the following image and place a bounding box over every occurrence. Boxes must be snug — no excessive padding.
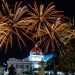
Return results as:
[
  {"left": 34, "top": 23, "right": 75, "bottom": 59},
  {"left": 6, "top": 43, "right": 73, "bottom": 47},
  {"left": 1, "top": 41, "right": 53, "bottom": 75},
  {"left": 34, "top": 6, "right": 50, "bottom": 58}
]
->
[
  {"left": 7, "top": 44, "right": 53, "bottom": 74},
  {"left": 7, "top": 45, "right": 44, "bottom": 74}
]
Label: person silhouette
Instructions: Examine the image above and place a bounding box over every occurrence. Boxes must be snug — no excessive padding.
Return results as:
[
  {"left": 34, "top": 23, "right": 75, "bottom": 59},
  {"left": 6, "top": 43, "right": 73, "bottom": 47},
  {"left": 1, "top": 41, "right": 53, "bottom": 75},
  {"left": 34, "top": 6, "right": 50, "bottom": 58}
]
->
[{"left": 8, "top": 64, "right": 16, "bottom": 75}]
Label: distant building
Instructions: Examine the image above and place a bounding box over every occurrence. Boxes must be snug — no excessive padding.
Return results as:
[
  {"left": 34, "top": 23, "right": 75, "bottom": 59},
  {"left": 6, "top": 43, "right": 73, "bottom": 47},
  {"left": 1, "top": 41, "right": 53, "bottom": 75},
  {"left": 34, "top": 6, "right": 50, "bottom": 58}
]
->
[
  {"left": 7, "top": 44, "right": 54, "bottom": 75},
  {"left": 7, "top": 44, "right": 44, "bottom": 75}
]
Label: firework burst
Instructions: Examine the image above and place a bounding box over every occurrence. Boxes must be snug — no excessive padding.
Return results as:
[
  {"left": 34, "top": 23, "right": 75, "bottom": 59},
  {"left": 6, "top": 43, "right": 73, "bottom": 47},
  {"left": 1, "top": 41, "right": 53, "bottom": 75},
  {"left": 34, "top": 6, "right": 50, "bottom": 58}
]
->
[
  {"left": 26, "top": 1, "right": 64, "bottom": 36},
  {"left": 33, "top": 18, "right": 70, "bottom": 56},
  {"left": 0, "top": 0, "right": 33, "bottom": 50},
  {"left": 26, "top": 1, "right": 70, "bottom": 56},
  {"left": 0, "top": 0, "right": 73, "bottom": 56}
]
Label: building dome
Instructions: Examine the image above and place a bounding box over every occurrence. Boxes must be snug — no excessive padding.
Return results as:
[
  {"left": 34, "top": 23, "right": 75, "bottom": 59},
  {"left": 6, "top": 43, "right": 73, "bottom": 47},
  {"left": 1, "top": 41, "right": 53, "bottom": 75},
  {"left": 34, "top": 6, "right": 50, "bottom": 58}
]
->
[
  {"left": 30, "top": 44, "right": 43, "bottom": 55},
  {"left": 29, "top": 44, "right": 44, "bottom": 62}
]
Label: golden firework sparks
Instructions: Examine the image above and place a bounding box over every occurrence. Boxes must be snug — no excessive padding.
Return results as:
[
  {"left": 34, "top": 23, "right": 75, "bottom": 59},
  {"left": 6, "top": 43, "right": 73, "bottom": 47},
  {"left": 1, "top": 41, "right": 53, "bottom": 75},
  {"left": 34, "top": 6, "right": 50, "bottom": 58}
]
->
[
  {"left": 0, "top": 0, "right": 73, "bottom": 55},
  {"left": 0, "top": 0, "right": 34, "bottom": 50},
  {"left": 33, "top": 18, "right": 71, "bottom": 55},
  {"left": 26, "top": 1, "right": 64, "bottom": 36},
  {"left": 63, "top": 19, "right": 75, "bottom": 44}
]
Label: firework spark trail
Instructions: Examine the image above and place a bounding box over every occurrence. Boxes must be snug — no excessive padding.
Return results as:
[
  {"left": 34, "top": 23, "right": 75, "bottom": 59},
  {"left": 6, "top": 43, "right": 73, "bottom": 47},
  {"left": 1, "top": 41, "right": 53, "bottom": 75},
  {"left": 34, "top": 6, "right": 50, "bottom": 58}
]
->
[
  {"left": 0, "top": 0, "right": 34, "bottom": 50},
  {"left": 63, "top": 29, "right": 75, "bottom": 44}
]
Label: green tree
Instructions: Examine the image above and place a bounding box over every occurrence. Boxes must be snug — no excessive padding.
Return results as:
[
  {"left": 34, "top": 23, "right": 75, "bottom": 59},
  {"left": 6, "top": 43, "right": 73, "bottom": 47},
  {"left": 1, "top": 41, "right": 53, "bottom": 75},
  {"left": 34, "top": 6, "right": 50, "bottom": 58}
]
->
[{"left": 56, "top": 39, "right": 75, "bottom": 72}]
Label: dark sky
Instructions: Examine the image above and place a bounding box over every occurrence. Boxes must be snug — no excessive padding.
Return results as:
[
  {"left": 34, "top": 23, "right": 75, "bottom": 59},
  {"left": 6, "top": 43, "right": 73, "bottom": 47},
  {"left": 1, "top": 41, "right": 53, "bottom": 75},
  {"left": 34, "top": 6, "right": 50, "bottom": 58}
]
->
[
  {"left": 5, "top": 0, "right": 75, "bottom": 17},
  {"left": 0, "top": 0, "right": 75, "bottom": 64},
  {"left": 51, "top": 0, "right": 75, "bottom": 18},
  {"left": 25, "top": 0, "right": 75, "bottom": 17}
]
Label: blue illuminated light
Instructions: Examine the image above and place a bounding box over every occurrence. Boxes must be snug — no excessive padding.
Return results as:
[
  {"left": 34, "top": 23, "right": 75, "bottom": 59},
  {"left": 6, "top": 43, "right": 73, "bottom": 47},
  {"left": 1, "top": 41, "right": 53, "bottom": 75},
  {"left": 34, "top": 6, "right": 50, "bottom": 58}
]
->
[{"left": 44, "top": 54, "right": 54, "bottom": 61}]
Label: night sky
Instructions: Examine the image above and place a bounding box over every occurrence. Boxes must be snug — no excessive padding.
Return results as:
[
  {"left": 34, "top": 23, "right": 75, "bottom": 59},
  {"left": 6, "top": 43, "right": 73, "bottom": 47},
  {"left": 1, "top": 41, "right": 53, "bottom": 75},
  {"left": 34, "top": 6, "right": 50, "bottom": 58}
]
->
[{"left": 0, "top": 0, "right": 75, "bottom": 64}]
